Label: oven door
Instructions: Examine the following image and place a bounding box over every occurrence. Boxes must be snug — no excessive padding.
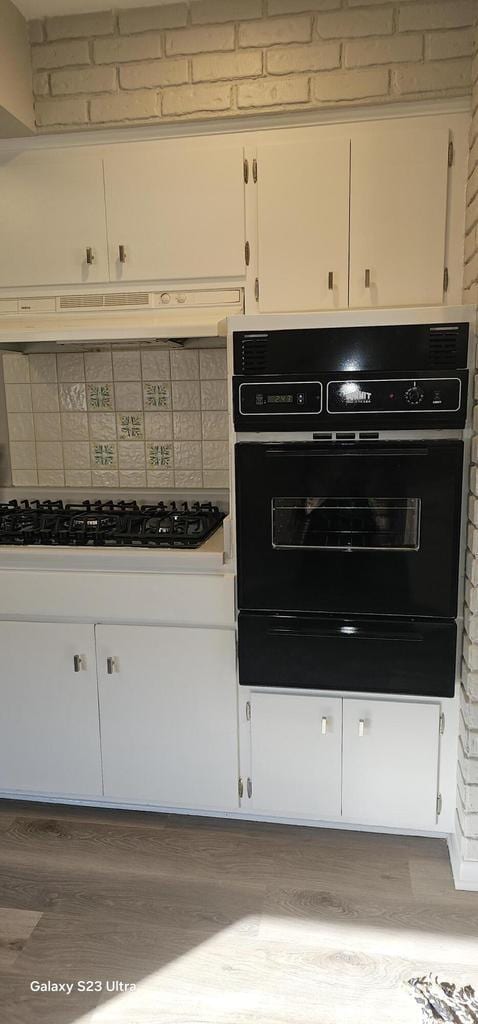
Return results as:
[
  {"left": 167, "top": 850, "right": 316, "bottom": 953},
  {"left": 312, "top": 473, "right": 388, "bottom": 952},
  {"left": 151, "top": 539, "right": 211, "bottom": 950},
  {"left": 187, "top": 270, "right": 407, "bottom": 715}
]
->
[{"left": 235, "top": 440, "right": 463, "bottom": 618}]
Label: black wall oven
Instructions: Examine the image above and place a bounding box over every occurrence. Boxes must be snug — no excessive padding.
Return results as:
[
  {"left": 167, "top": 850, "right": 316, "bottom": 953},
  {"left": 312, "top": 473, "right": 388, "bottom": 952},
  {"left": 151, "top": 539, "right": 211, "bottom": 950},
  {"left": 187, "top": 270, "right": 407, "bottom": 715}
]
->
[{"left": 233, "top": 321, "right": 469, "bottom": 699}]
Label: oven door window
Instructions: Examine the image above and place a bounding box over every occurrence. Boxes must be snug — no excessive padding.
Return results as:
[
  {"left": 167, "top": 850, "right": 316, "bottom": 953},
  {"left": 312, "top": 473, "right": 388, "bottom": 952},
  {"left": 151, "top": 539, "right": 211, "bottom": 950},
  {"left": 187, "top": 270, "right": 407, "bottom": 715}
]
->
[{"left": 272, "top": 497, "right": 421, "bottom": 551}]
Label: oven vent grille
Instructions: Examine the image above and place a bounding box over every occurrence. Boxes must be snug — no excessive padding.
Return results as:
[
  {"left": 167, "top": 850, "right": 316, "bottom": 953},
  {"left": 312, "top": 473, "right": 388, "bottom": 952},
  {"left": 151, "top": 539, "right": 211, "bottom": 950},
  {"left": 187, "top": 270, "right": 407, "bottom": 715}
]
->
[
  {"left": 59, "top": 292, "right": 150, "bottom": 311},
  {"left": 428, "top": 330, "right": 459, "bottom": 368},
  {"left": 241, "top": 337, "right": 268, "bottom": 374}
]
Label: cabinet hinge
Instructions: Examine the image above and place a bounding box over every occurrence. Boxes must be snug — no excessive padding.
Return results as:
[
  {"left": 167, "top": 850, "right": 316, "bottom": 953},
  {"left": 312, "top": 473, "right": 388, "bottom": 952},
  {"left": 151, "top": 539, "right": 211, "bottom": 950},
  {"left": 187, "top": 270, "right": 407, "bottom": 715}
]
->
[
  {"left": 439, "top": 712, "right": 445, "bottom": 735},
  {"left": 247, "top": 777, "right": 253, "bottom": 798},
  {"left": 246, "top": 700, "right": 251, "bottom": 721},
  {"left": 443, "top": 267, "right": 449, "bottom": 293},
  {"left": 243, "top": 158, "right": 249, "bottom": 184},
  {"left": 254, "top": 277, "right": 260, "bottom": 302},
  {"left": 436, "top": 793, "right": 442, "bottom": 817},
  {"left": 252, "top": 158, "right": 258, "bottom": 183},
  {"left": 245, "top": 241, "right": 250, "bottom": 267},
  {"left": 238, "top": 777, "right": 244, "bottom": 799},
  {"left": 448, "top": 140, "right": 454, "bottom": 168}
]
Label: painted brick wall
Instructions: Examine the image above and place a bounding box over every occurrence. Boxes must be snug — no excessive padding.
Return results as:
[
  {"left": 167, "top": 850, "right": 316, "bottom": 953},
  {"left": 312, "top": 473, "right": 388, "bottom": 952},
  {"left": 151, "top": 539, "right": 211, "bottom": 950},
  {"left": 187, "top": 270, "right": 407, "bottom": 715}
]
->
[
  {"left": 28, "top": 0, "right": 474, "bottom": 131},
  {"left": 460, "top": 13, "right": 478, "bottom": 866}
]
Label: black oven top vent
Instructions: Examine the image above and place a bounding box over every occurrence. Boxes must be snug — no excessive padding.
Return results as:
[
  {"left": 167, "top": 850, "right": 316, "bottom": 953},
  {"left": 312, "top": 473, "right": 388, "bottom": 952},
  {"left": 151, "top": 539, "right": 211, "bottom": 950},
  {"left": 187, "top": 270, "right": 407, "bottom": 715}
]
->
[
  {"left": 427, "top": 327, "right": 460, "bottom": 369},
  {"left": 241, "top": 335, "right": 268, "bottom": 374}
]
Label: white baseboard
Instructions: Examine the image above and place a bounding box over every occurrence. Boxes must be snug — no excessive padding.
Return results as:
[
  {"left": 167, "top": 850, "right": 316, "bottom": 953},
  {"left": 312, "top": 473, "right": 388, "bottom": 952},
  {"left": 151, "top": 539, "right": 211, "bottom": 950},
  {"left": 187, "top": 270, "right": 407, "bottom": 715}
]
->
[{"left": 448, "top": 830, "right": 478, "bottom": 890}]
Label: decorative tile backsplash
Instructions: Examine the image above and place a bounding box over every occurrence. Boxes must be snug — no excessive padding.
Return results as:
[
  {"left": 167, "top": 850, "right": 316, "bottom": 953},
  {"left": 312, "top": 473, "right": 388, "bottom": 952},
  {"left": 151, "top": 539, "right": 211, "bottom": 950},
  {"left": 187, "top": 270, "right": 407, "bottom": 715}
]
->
[{"left": 3, "top": 347, "right": 229, "bottom": 490}]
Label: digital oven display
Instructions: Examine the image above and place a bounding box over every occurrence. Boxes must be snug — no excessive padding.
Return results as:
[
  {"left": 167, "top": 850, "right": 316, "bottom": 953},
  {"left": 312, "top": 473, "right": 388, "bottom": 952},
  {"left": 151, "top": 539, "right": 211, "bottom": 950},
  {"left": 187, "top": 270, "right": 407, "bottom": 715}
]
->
[{"left": 267, "top": 394, "right": 294, "bottom": 404}]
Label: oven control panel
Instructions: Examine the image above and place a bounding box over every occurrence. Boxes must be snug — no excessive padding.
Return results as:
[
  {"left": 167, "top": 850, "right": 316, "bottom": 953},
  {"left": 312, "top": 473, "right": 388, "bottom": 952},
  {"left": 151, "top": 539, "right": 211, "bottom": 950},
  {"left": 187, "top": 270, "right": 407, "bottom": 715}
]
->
[
  {"left": 327, "top": 377, "right": 461, "bottom": 414},
  {"left": 239, "top": 381, "right": 323, "bottom": 415}
]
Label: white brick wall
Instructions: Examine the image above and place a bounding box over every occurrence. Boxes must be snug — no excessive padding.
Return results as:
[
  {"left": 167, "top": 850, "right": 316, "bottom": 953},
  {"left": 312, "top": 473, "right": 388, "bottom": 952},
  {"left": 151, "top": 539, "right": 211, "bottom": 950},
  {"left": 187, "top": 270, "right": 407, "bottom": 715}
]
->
[
  {"left": 461, "top": 10, "right": 478, "bottom": 869},
  {"left": 29, "top": 0, "right": 473, "bottom": 130}
]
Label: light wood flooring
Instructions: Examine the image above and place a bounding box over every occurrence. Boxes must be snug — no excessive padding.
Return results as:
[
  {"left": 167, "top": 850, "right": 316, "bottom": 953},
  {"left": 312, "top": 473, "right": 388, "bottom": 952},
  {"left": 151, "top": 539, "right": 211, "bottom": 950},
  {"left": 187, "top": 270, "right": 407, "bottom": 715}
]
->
[{"left": 0, "top": 800, "right": 478, "bottom": 1024}]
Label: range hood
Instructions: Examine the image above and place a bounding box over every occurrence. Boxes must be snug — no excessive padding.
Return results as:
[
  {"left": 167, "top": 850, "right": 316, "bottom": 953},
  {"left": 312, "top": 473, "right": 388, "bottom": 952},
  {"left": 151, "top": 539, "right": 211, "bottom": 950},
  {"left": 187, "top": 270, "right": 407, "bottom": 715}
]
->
[{"left": 0, "top": 287, "right": 244, "bottom": 344}]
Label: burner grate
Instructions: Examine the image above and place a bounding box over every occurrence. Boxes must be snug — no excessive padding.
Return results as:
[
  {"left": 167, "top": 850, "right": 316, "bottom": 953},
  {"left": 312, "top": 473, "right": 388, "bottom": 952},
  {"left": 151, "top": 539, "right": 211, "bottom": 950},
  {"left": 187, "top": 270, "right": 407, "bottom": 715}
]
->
[{"left": 0, "top": 500, "right": 225, "bottom": 549}]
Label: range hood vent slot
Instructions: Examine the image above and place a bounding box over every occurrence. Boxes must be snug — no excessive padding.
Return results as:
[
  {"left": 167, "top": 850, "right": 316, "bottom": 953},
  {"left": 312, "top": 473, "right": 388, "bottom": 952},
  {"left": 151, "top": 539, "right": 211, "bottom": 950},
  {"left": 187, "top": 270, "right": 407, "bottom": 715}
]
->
[{"left": 59, "top": 291, "right": 150, "bottom": 311}]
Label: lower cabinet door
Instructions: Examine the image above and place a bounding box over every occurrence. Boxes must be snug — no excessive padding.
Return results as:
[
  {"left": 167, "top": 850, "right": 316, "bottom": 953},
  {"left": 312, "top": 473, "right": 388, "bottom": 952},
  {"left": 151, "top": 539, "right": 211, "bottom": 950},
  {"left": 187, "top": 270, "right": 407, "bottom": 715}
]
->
[
  {"left": 96, "top": 624, "right": 239, "bottom": 811},
  {"left": 249, "top": 693, "right": 342, "bottom": 819},
  {"left": 0, "top": 621, "right": 102, "bottom": 797},
  {"left": 342, "top": 699, "right": 440, "bottom": 829}
]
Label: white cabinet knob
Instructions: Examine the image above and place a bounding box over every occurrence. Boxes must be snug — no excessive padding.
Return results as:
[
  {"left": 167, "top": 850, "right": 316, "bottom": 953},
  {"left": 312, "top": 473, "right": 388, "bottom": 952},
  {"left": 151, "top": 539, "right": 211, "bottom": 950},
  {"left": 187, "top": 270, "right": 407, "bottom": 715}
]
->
[
  {"left": 358, "top": 719, "right": 365, "bottom": 737},
  {"left": 321, "top": 716, "right": 328, "bottom": 735}
]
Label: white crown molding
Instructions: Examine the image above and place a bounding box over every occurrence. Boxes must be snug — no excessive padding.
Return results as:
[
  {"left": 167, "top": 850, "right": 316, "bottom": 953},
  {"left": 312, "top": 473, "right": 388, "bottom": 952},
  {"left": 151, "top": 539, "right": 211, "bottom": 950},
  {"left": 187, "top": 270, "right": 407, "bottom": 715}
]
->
[{"left": 0, "top": 95, "right": 471, "bottom": 152}]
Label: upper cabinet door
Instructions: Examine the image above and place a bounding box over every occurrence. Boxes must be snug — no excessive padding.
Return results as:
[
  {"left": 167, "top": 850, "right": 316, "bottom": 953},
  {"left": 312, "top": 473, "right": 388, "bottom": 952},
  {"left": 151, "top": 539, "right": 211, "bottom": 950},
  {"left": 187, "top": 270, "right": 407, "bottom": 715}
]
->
[
  {"left": 104, "top": 139, "right": 245, "bottom": 283},
  {"left": 0, "top": 149, "right": 109, "bottom": 289},
  {"left": 349, "top": 127, "right": 449, "bottom": 309},
  {"left": 256, "top": 137, "right": 350, "bottom": 313}
]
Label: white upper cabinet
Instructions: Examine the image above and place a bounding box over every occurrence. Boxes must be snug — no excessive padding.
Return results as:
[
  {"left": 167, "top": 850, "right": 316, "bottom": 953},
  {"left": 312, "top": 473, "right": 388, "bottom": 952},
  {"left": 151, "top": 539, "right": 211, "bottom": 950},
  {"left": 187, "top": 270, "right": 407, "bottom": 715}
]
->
[
  {"left": 256, "top": 137, "right": 350, "bottom": 313},
  {"left": 248, "top": 692, "right": 342, "bottom": 820},
  {"left": 96, "top": 624, "right": 239, "bottom": 812},
  {"left": 349, "top": 127, "right": 450, "bottom": 309},
  {"left": 103, "top": 138, "right": 246, "bottom": 283},
  {"left": 342, "top": 699, "right": 440, "bottom": 830},
  {"left": 0, "top": 148, "right": 109, "bottom": 288}
]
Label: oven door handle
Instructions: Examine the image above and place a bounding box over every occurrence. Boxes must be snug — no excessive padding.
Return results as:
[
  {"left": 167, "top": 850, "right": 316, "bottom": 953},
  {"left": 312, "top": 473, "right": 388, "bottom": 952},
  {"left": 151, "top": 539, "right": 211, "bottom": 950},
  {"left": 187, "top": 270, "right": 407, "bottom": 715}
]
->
[
  {"left": 268, "top": 626, "right": 424, "bottom": 643},
  {"left": 266, "top": 447, "right": 430, "bottom": 458}
]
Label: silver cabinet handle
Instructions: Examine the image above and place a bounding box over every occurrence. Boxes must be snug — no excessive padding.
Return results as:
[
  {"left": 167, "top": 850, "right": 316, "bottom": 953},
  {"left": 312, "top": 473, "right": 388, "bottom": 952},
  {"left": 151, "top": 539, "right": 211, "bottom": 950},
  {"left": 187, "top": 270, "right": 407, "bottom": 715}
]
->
[
  {"left": 358, "top": 719, "right": 365, "bottom": 737},
  {"left": 73, "top": 654, "right": 85, "bottom": 672},
  {"left": 118, "top": 245, "right": 127, "bottom": 264},
  {"left": 86, "top": 247, "right": 95, "bottom": 265},
  {"left": 106, "top": 656, "right": 117, "bottom": 674},
  {"left": 364, "top": 268, "right": 371, "bottom": 288},
  {"left": 328, "top": 271, "right": 334, "bottom": 290},
  {"left": 321, "top": 716, "right": 328, "bottom": 735}
]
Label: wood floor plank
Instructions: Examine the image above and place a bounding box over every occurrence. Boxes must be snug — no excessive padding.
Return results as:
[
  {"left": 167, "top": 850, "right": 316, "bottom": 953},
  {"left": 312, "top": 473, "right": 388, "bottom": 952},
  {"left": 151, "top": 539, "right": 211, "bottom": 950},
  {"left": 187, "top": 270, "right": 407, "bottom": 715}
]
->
[{"left": 0, "top": 908, "right": 42, "bottom": 969}]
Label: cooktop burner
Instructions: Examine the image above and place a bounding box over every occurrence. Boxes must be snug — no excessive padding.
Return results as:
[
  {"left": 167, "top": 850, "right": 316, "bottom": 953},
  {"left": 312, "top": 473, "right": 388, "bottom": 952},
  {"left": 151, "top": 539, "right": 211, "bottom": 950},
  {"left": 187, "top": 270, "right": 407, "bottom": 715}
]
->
[{"left": 0, "top": 500, "right": 225, "bottom": 549}]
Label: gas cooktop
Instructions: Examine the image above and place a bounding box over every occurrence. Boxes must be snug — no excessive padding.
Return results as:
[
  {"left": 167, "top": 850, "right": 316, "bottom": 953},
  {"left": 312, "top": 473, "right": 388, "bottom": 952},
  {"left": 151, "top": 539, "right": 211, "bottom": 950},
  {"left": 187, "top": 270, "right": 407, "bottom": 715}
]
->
[{"left": 0, "top": 500, "right": 225, "bottom": 549}]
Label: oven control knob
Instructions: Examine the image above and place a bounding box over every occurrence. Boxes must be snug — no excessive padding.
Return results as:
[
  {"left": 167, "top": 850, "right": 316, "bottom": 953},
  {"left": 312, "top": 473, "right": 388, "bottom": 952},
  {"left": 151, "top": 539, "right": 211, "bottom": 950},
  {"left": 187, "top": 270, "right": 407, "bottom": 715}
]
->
[{"left": 404, "top": 384, "right": 425, "bottom": 406}]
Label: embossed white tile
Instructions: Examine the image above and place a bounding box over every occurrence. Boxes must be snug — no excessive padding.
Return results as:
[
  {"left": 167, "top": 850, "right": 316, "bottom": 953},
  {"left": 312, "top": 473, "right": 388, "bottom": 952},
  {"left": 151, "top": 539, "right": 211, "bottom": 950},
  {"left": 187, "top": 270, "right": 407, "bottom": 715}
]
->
[
  {"left": 29, "top": 354, "right": 57, "bottom": 383},
  {"left": 86, "top": 383, "right": 114, "bottom": 411},
  {"left": 173, "top": 412, "right": 202, "bottom": 440},
  {"left": 201, "top": 411, "right": 228, "bottom": 440},
  {"left": 5, "top": 385, "right": 32, "bottom": 413},
  {"left": 8, "top": 414, "right": 34, "bottom": 441},
  {"left": 141, "top": 349, "right": 170, "bottom": 380},
  {"left": 147, "top": 470, "right": 174, "bottom": 488},
  {"left": 3, "top": 353, "right": 30, "bottom": 383},
  {"left": 203, "top": 470, "right": 229, "bottom": 488},
  {"left": 120, "top": 471, "right": 147, "bottom": 488},
  {"left": 60, "top": 413, "right": 89, "bottom": 441},
  {"left": 38, "top": 471, "right": 65, "bottom": 487},
  {"left": 31, "top": 383, "right": 59, "bottom": 413},
  {"left": 173, "top": 441, "right": 202, "bottom": 470},
  {"left": 84, "top": 351, "right": 112, "bottom": 382},
  {"left": 199, "top": 349, "right": 227, "bottom": 379},
  {"left": 10, "top": 443, "right": 36, "bottom": 469},
  {"left": 59, "top": 383, "right": 87, "bottom": 412},
  {"left": 113, "top": 350, "right": 141, "bottom": 381},
  {"left": 200, "top": 380, "right": 227, "bottom": 411},
  {"left": 36, "top": 443, "right": 63, "bottom": 470},
  {"left": 57, "top": 352, "right": 85, "bottom": 382},
  {"left": 34, "top": 414, "right": 61, "bottom": 442},
  {"left": 12, "top": 470, "right": 38, "bottom": 486},
  {"left": 66, "top": 470, "right": 92, "bottom": 487},
  {"left": 174, "top": 471, "right": 203, "bottom": 488},
  {"left": 115, "top": 381, "right": 143, "bottom": 411},
  {"left": 202, "top": 440, "right": 228, "bottom": 470},
  {"left": 143, "top": 381, "right": 171, "bottom": 409},
  {"left": 63, "top": 442, "right": 91, "bottom": 470},
  {"left": 117, "top": 413, "right": 144, "bottom": 440},
  {"left": 172, "top": 380, "right": 200, "bottom": 411},
  {"left": 89, "top": 413, "right": 117, "bottom": 441},
  {"left": 147, "top": 442, "right": 173, "bottom": 470},
  {"left": 91, "top": 442, "right": 117, "bottom": 468},
  {"left": 170, "top": 349, "right": 199, "bottom": 380},
  {"left": 91, "top": 470, "right": 118, "bottom": 488},
  {"left": 145, "top": 412, "right": 173, "bottom": 440},
  {"left": 119, "top": 441, "right": 145, "bottom": 470}
]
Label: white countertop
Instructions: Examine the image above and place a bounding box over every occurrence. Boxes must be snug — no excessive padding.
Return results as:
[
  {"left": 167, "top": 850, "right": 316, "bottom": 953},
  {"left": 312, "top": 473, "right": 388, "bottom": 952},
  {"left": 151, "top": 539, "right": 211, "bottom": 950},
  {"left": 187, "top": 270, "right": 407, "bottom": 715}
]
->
[{"left": 0, "top": 521, "right": 232, "bottom": 575}]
